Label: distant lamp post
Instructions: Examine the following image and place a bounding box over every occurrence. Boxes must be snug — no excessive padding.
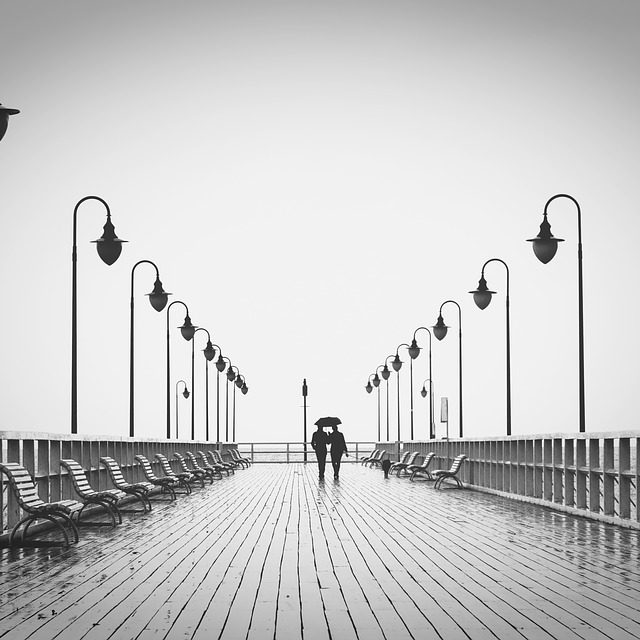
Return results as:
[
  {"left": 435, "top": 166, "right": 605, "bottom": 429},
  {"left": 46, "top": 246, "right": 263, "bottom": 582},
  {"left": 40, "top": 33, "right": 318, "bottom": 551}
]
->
[
  {"left": 409, "top": 327, "right": 434, "bottom": 438},
  {"left": 433, "top": 300, "right": 463, "bottom": 438},
  {"left": 194, "top": 328, "right": 216, "bottom": 442},
  {"left": 232, "top": 369, "right": 243, "bottom": 442},
  {"left": 166, "top": 301, "right": 195, "bottom": 439},
  {"left": 366, "top": 373, "right": 381, "bottom": 441},
  {"left": 71, "top": 196, "right": 126, "bottom": 434},
  {"left": 527, "top": 193, "right": 585, "bottom": 433},
  {"left": 394, "top": 344, "right": 410, "bottom": 457},
  {"left": 213, "top": 349, "right": 225, "bottom": 445},
  {"left": 470, "top": 258, "right": 511, "bottom": 435},
  {"left": 130, "top": 260, "right": 170, "bottom": 437},
  {"left": 0, "top": 102, "right": 19, "bottom": 142},
  {"left": 220, "top": 356, "right": 233, "bottom": 441},
  {"left": 175, "top": 380, "right": 190, "bottom": 439}
]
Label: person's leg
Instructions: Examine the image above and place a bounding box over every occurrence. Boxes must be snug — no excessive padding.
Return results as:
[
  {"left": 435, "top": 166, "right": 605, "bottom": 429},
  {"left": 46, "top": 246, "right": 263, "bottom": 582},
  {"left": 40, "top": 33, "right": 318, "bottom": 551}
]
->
[
  {"left": 317, "top": 453, "right": 326, "bottom": 478},
  {"left": 331, "top": 454, "right": 341, "bottom": 478}
]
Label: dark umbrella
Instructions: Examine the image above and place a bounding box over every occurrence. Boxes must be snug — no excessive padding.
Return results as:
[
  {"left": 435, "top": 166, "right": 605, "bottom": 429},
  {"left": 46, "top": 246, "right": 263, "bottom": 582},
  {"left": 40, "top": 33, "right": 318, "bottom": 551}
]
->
[{"left": 314, "top": 416, "right": 342, "bottom": 428}]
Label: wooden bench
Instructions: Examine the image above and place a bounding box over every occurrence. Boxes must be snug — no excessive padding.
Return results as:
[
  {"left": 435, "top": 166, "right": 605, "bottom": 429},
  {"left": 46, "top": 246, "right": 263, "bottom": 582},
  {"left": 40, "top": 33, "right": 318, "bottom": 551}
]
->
[
  {"left": 229, "top": 448, "right": 251, "bottom": 468},
  {"left": 207, "top": 450, "right": 237, "bottom": 473},
  {"left": 360, "top": 449, "right": 381, "bottom": 465},
  {"left": 60, "top": 458, "right": 126, "bottom": 527},
  {"left": 432, "top": 454, "right": 468, "bottom": 489},
  {"left": 134, "top": 454, "right": 178, "bottom": 500},
  {"left": 100, "top": 456, "right": 154, "bottom": 512},
  {"left": 174, "top": 453, "right": 208, "bottom": 486},
  {"left": 0, "top": 461, "right": 83, "bottom": 547},
  {"left": 154, "top": 453, "right": 194, "bottom": 493},
  {"left": 390, "top": 451, "right": 420, "bottom": 476},
  {"left": 198, "top": 450, "right": 232, "bottom": 476},
  {"left": 408, "top": 452, "right": 435, "bottom": 481}
]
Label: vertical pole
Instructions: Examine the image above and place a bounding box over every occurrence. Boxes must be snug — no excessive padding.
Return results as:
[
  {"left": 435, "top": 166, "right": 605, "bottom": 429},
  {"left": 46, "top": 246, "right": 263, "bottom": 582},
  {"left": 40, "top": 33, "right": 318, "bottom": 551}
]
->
[
  {"left": 191, "top": 339, "right": 195, "bottom": 440},
  {"left": 225, "top": 376, "right": 229, "bottom": 442},
  {"left": 129, "top": 284, "right": 135, "bottom": 438},
  {"left": 396, "top": 370, "right": 401, "bottom": 460},
  {"left": 409, "top": 358, "right": 414, "bottom": 440},
  {"left": 216, "top": 370, "right": 220, "bottom": 446},
  {"left": 506, "top": 281, "right": 512, "bottom": 436},
  {"left": 377, "top": 385, "right": 380, "bottom": 442},
  {"left": 232, "top": 381, "right": 236, "bottom": 442},
  {"left": 302, "top": 379, "right": 308, "bottom": 462},
  {"left": 205, "top": 360, "right": 209, "bottom": 441},
  {"left": 175, "top": 386, "right": 178, "bottom": 439},
  {"left": 577, "top": 218, "right": 585, "bottom": 433},
  {"left": 71, "top": 223, "right": 78, "bottom": 435},
  {"left": 429, "top": 347, "right": 434, "bottom": 439},
  {"left": 166, "top": 314, "right": 171, "bottom": 439},
  {"left": 385, "top": 378, "right": 390, "bottom": 441}
]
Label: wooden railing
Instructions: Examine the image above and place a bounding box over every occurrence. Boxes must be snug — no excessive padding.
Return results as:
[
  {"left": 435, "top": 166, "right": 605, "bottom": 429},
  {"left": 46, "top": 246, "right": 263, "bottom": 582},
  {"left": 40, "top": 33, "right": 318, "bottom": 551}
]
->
[
  {"left": 376, "top": 431, "right": 640, "bottom": 528},
  {"left": 237, "top": 442, "right": 376, "bottom": 463},
  {"left": 0, "top": 431, "right": 237, "bottom": 536}
]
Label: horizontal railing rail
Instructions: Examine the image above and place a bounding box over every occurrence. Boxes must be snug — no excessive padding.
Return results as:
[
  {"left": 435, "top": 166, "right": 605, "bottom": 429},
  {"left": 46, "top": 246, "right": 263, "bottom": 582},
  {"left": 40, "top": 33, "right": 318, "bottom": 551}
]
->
[
  {"left": 0, "top": 431, "right": 238, "bottom": 536},
  {"left": 236, "top": 442, "right": 376, "bottom": 464},
  {"left": 375, "top": 431, "right": 640, "bottom": 528}
]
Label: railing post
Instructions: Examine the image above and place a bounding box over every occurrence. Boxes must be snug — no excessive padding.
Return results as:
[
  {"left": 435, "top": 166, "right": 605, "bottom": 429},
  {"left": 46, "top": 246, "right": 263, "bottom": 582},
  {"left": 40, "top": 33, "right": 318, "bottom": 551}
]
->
[
  {"left": 534, "top": 439, "right": 543, "bottom": 499},
  {"left": 543, "top": 439, "right": 552, "bottom": 502},
  {"left": 576, "top": 439, "right": 587, "bottom": 510},
  {"left": 564, "top": 439, "right": 575, "bottom": 507},
  {"left": 553, "top": 438, "right": 563, "bottom": 504},
  {"left": 589, "top": 438, "right": 600, "bottom": 513},
  {"left": 603, "top": 438, "right": 615, "bottom": 517},
  {"left": 619, "top": 438, "right": 630, "bottom": 520}
]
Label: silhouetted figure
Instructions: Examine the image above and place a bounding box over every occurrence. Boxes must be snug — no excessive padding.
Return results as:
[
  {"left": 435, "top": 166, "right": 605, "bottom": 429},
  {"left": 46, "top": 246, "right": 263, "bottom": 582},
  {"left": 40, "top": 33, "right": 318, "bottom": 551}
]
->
[
  {"left": 381, "top": 459, "right": 392, "bottom": 479},
  {"left": 311, "top": 424, "right": 328, "bottom": 480},
  {"left": 328, "top": 424, "right": 348, "bottom": 479}
]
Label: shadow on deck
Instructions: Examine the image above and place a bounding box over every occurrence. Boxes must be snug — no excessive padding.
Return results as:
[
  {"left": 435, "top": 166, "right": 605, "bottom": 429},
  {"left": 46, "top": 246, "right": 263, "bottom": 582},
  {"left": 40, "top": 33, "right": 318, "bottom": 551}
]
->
[{"left": 1, "top": 463, "right": 639, "bottom": 640}]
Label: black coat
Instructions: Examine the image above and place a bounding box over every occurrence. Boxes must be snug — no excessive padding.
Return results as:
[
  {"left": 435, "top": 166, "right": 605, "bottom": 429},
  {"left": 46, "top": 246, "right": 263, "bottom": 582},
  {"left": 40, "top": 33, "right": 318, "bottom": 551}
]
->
[
  {"left": 311, "top": 430, "right": 328, "bottom": 454},
  {"left": 329, "top": 431, "right": 348, "bottom": 456}
]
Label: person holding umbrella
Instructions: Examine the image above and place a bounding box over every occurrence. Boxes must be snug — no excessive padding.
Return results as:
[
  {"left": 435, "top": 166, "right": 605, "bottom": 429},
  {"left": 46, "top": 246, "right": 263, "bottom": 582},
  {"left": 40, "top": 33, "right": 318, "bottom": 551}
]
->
[
  {"left": 311, "top": 420, "right": 329, "bottom": 480},
  {"left": 314, "top": 417, "right": 348, "bottom": 479}
]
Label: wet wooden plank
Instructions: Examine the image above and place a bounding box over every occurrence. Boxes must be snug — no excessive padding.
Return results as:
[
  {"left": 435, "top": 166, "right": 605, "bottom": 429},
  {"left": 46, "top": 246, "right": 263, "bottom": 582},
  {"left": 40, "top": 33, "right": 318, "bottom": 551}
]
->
[{"left": 1, "top": 463, "right": 639, "bottom": 640}]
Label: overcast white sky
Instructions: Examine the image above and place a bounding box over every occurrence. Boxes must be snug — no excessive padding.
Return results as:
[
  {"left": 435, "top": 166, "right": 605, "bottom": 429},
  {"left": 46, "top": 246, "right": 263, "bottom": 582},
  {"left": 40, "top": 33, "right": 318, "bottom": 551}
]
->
[{"left": 1, "top": 0, "right": 639, "bottom": 444}]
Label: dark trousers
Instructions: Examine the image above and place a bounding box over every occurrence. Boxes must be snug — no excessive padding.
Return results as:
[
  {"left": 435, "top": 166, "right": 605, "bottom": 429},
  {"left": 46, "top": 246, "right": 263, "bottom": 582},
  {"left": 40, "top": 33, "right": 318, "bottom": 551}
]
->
[
  {"left": 316, "top": 452, "right": 327, "bottom": 478},
  {"left": 331, "top": 453, "right": 343, "bottom": 477}
]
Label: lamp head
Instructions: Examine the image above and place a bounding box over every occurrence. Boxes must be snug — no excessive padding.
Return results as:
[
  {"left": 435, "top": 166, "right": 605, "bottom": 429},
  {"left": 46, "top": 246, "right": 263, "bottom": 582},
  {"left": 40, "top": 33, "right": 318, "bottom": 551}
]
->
[
  {"left": 215, "top": 355, "right": 226, "bottom": 372},
  {"left": 372, "top": 373, "right": 380, "bottom": 387},
  {"left": 227, "top": 367, "right": 236, "bottom": 381},
  {"left": 235, "top": 376, "right": 243, "bottom": 388},
  {"left": 92, "top": 214, "right": 127, "bottom": 265},
  {"left": 408, "top": 338, "right": 420, "bottom": 360},
  {"left": 392, "top": 354, "right": 402, "bottom": 372},
  {"left": 241, "top": 384, "right": 248, "bottom": 395},
  {"left": 420, "top": 385, "right": 427, "bottom": 398},
  {"left": 527, "top": 212, "right": 564, "bottom": 264},
  {"left": 147, "top": 277, "right": 170, "bottom": 311},
  {"left": 203, "top": 340, "right": 216, "bottom": 361},
  {"left": 433, "top": 314, "right": 448, "bottom": 341},
  {"left": 179, "top": 315, "right": 196, "bottom": 341},
  {"left": 182, "top": 387, "right": 190, "bottom": 399},
  {"left": 0, "top": 103, "right": 19, "bottom": 142},
  {"left": 365, "top": 382, "right": 373, "bottom": 394},
  {"left": 470, "top": 274, "right": 495, "bottom": 310},
  {"left": 381, "top": 365, "right": 390, "bottom": 380}
]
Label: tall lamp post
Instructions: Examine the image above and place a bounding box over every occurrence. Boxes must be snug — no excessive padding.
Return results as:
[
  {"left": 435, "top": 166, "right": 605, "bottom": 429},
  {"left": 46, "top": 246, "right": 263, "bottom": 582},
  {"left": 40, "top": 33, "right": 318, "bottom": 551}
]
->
[
  {"left": 0, "top": 102, "right": 19, "bottom": 142},
  {"left": 392, "top": 344, "right": 409, "bottom": 457},
  {"left": 469, "top": 258, "right": 511, "bottom": 435},
  {"left": 130, "top": 260, "right": 170, "bottom": 437},
  {"left": 233, "top": 372, "right": 246, "bottom": 442},
  {"left": 420, "top": 379, "right": 434, "bottom": 438},
  {"left": 214, "top": 351, "right": 226, "bottom": 445},
  {"left": 175, "top": 380, "right": 190, "bottom": 439},
  {"left": 380, "top": 358, "right": 394, "bottom": 441},
  {"left": 365, "top": 373, "right": 381, "bottom": 442},
  {"left": 166, "top": 301, "right": 196, "bottom": 438},
  {"left": 225, "top": 360, "right": 237, "bottom": 442},
  {"left": 408, "top": 327, "right": 434, "bottom": 439},
  {"left": 71, "top": 196, "right": 126, "bottom": 434},
  {"left": 433, "top": 300, "right": 463, "bottom": 438},
  {"left": 194, "top": 328, "right": 217, "bottom": 441},
  {"left": 528, "top": 193, "right": 585, "bottom": 433}
]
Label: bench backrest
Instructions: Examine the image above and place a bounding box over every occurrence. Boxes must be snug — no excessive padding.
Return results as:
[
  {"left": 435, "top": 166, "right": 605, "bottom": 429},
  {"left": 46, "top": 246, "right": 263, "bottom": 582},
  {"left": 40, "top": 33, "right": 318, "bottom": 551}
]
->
[
  {"left": 60, "top": 459, "right": 96, "bottom": 497},
  {"left": 100, "top": 457, "right": 129, "bottom": 488},
  {"left": 0, "top": 461, "right": 45, "bottom": 510},
  {"left": 185, "top": 452, "right": 205, "bottom": 471},
  {"left": 174, "top": 453, "right": 191, "bottom": 473},
  {"left": 155, "top": 454, "right": 176, "bottom": 476},
  {"left": 397, "top": 451, "right": 410, "bottom": 464},
  {"left": 449, "top": 454, "right": 467, "bottom": 474},
  {"left": 209, "top": 450, "right": 224, "bottom": 464},
  {"left": 406, "top": 452, "right": 419, "bottom": 465},
  {"left": 421, "top": 452, "right": 435, "bottom": 468},
  {"left": 134, "top": 454, "right": 158, "bottom": 481}
]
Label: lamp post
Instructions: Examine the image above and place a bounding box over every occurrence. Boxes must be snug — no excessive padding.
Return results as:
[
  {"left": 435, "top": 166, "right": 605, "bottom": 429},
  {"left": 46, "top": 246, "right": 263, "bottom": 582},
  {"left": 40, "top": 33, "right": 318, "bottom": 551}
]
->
[
  {"left": 175, "top": 380, "right": 190, "bottom": 439},
  {"left": 433, "top": 300, "right": 463, "bottom": 438},
  {"left": 0, "top": 102, "right": 19, "bottom": 142},
  {"left": 527, "top": 193, "right": 585, "bottom": 433},
  {"left": 233, "top": 372, "right": 245, "bottom": 442},
  {"left": 225, "top": 360, "right": 237, "bottom": 442},
  {"left": 214, "top": 351, "right": 226, "bottom": 445},
  {"left": 470, "top": 258, "right": 511, "bottom": 435},
  {"left": 71, "top": 196, "right": 126, "bottom": 434},
  {"left": 129, "top": 260, "right": 170, "bottom": 437},
  {"left": 380, "top": 358, "right": 394, "bottom": 441},
  {"left": 194, "top": 328, "right": 216, "bottom": 442},
  {"left": 166, "top": 301, "right": 196, "bottom": 438},
  {"left": 393, "top": 344, "right": 409, "bottom": 458},
  {"left": 365, "top": 373, "right": 381, "bottom": 442},
  {"left": 420, "top": 379, "right": 434, "bottom": 438},
  {"left": 408, "top": 327, "right": 434, "bottom": 439}
]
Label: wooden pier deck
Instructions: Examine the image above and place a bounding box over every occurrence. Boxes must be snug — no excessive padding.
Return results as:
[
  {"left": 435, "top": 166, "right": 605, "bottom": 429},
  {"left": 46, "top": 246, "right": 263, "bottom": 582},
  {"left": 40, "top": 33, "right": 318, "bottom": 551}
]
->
[{"left": 1, "top": 463, "right": 639, "bottom": 640}]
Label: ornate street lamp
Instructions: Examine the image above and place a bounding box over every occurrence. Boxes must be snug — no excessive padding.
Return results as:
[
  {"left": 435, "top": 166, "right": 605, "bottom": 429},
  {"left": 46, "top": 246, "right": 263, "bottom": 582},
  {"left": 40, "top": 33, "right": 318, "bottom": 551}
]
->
[
  {"left": 194, "top": 328, "right": 216, "bottom": 442},
  {"left": 0, "top": 102, "right": 19, "bottom": 142},
  {"left": 212, "top": 348, "right": 225, "bottom": 445},
  {"left": 381, "top": 355, "right": 395, "bottom": 441},
  {"left": 221, "top": 356, "right": 233, "bottom": 442},
  {"left": 175, "top": 380, "right": 190, "bottom": 439},
  {"left": 433, "top": 300, "right": 463, "bottom": 438},
  {"left": 231, "top": 369, "right": 243, "bottom": 442},
  {"left": 470, "top": 258, "right": 511, "bottom": 435},
  {"left": 365, "top": 373, "right": 381, "bottom": 441},
  {"left": 165, "top": 301, "right": 195, "bottom": 439},
  {"left": 527, "top": 193, "right": 585, "bottom": 433},
  {"left": 71, "top": 196, "right": 126, "bottom": 434},
  {"left": 394, "top": 344, "right": 410, "bottom": 456},
  {"left": 409, "top": 327, "right": 434, "bottom": 439},
  {"left": 129, "top": 260, "right": 170, "bottom": 437}
]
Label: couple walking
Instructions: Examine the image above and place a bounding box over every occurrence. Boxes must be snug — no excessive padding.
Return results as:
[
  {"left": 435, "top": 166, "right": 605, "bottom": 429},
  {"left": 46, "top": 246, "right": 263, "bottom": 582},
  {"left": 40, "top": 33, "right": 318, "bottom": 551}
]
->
[{"left": 311, "top": 420, "right": 348, "bottom": 480}]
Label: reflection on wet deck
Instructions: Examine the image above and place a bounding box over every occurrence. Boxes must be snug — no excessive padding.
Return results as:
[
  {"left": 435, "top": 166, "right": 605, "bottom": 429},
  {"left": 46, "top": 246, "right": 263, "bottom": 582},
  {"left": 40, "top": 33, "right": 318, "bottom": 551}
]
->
[{"left": 1, "top": 463, "right": 639, "bottom": 639}]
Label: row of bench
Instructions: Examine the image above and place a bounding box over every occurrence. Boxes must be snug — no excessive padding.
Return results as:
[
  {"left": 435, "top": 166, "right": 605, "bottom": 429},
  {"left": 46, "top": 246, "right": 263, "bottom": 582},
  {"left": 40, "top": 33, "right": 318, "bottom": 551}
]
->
[
  {"left": 361, "top": 450, "right": 467, "bottom": 489},
  {"left": 0, "top": 448, "right": 251, "bottom": 549}
]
